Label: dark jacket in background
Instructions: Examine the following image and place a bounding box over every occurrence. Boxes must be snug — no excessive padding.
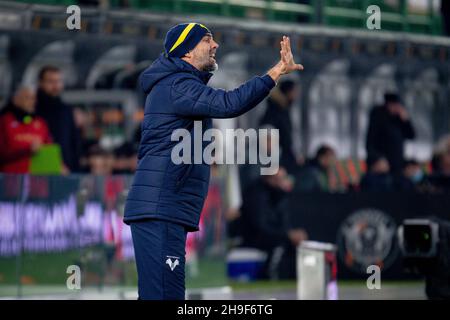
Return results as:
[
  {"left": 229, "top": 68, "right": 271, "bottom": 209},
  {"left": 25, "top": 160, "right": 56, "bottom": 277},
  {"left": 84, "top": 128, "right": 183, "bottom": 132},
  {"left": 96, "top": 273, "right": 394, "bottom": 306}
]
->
[
  {"left": 366, "top": 106, "right": 415, "bottom": 174},
  {"left": 259, "top": 90, "right": 297, "bottom": 173},
  {"left": 360, "top": 173, "right": 394, "bottom": 192},
  {"left": 35, "top": 89, "right": 81, "bottom": 172},
  {"left": 239, "top": 177, "right": 298, "bottom": 279},
  {"left": 294, "top": 159, "right": 329, "bottom": 192},
  {"left": 240, "top": 178, "right": 290, "bottom": 250},
  {"left": 124, "top": 54, "right": 275, "bottom": 231}
]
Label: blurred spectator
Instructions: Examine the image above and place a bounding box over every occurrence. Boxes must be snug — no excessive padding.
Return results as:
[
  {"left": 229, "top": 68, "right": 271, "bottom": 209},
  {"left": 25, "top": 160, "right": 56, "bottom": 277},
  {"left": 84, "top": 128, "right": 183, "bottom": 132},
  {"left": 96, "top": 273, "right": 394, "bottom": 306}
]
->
[
  {"left": 113, "top": 142, "right": 138, "bottom": 174},
  {"left": 239, "top": 167, "right": 307, "bottom": 279},
  {"left": 259, "top": 79, "right": 300, "bottom": 174},
  {"left": 366, "top": 93, "right": 415, "bottom": 175},
  {"left": 0, "top": 87, "right": 52, "bottom": 173},
  {"left": 432, "top": 135, "right": 450, "bottom": 175},
  {"left": 79, "top": 139, "right": 98, "bottom": 172},
  {"left": 36, "top": 66, "right": 82, "bottom": 173},
  {"left": 294, "top": 145, "right": 336, "bottom": 192},
  {"left": 426, "top": 135, "right": 450, "bottom": 192},
  {"left": 360, "top": 154, "right": 393, "bottom": 192},
  {"left": 239, "top": 124, "right": 279, "bottom": 190},
  {"left": 87, "top": 145, "right": 114, "bottom": 175},
  {"left": 395, "top": 159, "right": 425, "bottom": 191}
]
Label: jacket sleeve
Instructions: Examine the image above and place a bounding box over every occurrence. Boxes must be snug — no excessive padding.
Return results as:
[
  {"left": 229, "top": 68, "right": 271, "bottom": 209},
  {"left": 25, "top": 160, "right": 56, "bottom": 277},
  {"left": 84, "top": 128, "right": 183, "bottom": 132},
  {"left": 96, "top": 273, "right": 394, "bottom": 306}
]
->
[
  {"left": 366, "top": 108, "right": 382, "bottom": 156},
  {"left": 171, "top": 74, "right": 275, "bottom": 118},
  {"left": 244, "top": 190, "right": 290, "bottom": 243},
  {"left": 400, "top": 118, "right": 416, "bottom": 140}
]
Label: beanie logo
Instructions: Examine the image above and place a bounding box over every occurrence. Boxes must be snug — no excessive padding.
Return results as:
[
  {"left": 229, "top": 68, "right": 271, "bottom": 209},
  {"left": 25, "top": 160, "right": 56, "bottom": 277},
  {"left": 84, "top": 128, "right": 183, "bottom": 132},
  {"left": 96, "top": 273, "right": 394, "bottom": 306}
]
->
[{"left": 169, "top": 23, "right": 197, "bottom": 53}]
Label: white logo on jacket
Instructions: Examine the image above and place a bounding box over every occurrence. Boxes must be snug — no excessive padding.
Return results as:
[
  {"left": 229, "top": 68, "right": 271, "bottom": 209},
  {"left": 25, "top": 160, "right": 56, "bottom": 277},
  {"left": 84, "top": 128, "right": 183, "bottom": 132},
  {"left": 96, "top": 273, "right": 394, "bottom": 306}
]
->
[{"left": 166, "top": 256, "right": 180, "bottom": 271}]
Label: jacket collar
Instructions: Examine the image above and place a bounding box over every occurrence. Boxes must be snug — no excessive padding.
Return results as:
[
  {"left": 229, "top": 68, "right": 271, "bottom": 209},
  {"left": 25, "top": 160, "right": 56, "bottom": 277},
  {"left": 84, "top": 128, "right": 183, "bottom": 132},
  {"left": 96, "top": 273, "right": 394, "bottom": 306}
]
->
[{"left": 171, "top": 56, "right": 213, "bottom": 85}]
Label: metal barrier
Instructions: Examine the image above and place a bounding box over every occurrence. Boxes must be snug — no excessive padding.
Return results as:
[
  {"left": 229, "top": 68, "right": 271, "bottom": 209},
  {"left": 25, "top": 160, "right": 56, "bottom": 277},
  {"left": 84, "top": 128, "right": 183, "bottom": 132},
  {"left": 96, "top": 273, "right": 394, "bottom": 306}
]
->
[{"left": 297, "top": 241, "right": 337, "bottom": 300}]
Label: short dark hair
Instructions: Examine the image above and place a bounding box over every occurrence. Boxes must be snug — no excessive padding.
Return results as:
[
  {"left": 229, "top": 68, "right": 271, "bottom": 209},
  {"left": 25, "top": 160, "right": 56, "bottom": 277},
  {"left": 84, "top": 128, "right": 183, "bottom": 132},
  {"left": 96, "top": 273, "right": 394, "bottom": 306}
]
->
[
  {"left": 279, "top": 79, "right": 296, "bottom": 95},
  {"left": 38, "top": 65, "right": 61, "bottom": 81},
  {"left": 315, "top": 145, "right": 334, "bottom": 159},
  {"left": 367, "top": 153, "right": 386, "bottom": 169},
  {"left": 403, "top": 159, "right": 419, "bottom": 169},
  {"left": 384, "top": 92, "right": 401, "bottom": 104}
]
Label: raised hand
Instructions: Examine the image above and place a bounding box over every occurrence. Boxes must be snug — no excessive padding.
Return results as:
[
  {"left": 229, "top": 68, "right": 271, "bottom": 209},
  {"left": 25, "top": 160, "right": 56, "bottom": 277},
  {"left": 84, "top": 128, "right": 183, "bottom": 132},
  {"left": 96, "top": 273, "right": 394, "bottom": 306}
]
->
[
  {"left": 279, "top": 36, "right": 303, "bottom": 74},
  {"left": 267, "top": 35, "right": 303, "bottom": 83}
]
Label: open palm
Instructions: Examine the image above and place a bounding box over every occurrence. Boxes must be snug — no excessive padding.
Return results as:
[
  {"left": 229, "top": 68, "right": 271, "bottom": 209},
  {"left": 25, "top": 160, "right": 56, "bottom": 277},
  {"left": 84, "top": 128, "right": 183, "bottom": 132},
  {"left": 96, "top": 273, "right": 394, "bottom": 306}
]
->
[{"left": 279, "top": 36, "right": 303, "bottom": 74}]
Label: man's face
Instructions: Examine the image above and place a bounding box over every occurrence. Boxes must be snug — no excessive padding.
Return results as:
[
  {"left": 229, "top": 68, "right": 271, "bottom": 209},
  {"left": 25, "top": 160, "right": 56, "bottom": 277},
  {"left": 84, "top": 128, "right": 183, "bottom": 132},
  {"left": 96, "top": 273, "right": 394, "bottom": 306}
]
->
[
  {"left": 187, "top": 34, "right": 219, "bottom": 72},
  {"left": 319, "top": 151, "right": 336, "bottom": 170},
  {"left": 403, "top": 164, "right": 420, "bottom": 178},
  {"left": 13, "top": 88, "right": 36, "bottom": 114},
  {"left": 39, "top": 71, "right": 64, "bottom": 97},
  {"left": 372, "top": 158, "right": 390, "bottom": 174},
  {"left": 264, "top": 167, "right": 293, "bottom": 192},
  {"left": 387, "top": 102, "right": 403, "bottom": 115},
  {"left": 286, "top": 87, "right": 299, "bottom": 104}
]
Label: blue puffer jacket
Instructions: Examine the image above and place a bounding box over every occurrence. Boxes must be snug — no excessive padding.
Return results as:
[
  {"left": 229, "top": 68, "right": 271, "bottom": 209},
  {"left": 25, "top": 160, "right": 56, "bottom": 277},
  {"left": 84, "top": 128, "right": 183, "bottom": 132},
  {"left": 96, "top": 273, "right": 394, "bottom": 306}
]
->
[{"left": 124, "top": 54, "right": 275, "bottom": 231}]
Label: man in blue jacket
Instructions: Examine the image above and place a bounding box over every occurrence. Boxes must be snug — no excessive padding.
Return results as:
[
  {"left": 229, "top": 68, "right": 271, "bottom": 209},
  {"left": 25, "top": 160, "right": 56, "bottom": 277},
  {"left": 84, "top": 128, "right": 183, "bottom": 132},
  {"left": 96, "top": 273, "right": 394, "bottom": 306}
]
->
[{"left": 124, "top": 22, "right": 303, "bottom": 300}]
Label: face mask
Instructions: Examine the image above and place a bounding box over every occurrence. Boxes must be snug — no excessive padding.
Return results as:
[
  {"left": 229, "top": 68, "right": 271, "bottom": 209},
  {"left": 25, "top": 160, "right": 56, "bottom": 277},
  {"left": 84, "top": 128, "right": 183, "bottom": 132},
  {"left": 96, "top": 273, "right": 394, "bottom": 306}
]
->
[{"left": 410, "top": 170, "right": 424, "bottom": 183}]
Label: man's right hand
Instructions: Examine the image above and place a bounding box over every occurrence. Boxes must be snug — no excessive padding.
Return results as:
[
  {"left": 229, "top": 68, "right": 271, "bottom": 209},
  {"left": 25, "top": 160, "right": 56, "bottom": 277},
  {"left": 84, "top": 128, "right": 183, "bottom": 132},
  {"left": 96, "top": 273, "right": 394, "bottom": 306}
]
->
[
  {"left": 268, "top": 36, "right": 304, "bottom": 83},
  {"left": 288, "top": 229, "right": 308, "bottom": 246},
  {"left": 395, "top": 105, "right": 409, "bottom": 121}
]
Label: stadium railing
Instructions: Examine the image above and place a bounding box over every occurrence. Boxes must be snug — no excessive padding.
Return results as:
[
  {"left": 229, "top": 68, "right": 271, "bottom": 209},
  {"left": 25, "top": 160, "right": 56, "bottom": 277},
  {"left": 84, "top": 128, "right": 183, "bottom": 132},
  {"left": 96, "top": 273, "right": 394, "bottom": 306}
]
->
[{"left": 8, "top": 0, "right": 444, "bottom": 35}]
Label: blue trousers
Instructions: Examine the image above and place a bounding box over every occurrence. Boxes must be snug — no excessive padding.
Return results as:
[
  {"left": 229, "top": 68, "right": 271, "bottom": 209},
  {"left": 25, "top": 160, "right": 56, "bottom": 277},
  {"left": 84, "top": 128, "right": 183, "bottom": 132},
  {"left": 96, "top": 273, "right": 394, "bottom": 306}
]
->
[{"left": 130, "top": 219, "right": 188, "bottom": 300}]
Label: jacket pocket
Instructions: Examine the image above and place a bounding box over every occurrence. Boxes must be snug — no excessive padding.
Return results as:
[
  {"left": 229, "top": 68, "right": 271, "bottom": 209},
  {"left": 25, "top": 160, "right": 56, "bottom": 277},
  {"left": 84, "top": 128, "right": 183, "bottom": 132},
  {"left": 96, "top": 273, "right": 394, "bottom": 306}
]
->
[{"left": 175, "top": 164, "right": 193, "bottom": 192}]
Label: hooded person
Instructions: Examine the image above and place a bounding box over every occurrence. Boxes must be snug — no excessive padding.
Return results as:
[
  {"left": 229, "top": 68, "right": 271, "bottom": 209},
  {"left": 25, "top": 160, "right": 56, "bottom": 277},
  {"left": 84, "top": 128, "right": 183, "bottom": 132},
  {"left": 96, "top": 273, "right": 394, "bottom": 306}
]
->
[{"left": 123, "top": 22, "right": 304, "bottom": 300}]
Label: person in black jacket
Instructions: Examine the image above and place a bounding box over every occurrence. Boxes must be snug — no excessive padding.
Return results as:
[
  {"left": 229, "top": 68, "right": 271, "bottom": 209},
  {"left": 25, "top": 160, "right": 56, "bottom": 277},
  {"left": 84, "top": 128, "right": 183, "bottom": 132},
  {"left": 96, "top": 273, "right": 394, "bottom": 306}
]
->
[
  {"left": 259, "top": 79, "right": 300, "bottom": 174},
  {"left": 35, "top": 66, "right": 81, "bottom": 173},
  {"left": 360, "top": 154, "right": 393, "bottom": 192},
  {"left": 366, "top": 93, "right": 415, "bottom": 175},
  {"left": 240, "top": 167, "right": 307, "bottom": 279},
  {"left": 294, "top": 145, "right": 336, "bottom": 192}
]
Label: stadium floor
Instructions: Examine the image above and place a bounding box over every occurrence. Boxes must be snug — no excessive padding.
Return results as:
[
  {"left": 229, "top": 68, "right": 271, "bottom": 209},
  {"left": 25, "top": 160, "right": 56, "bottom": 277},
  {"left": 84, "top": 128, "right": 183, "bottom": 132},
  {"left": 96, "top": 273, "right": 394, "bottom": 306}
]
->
[{"left": 0, "top": 281, "right": 426, "bottom": 300}]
